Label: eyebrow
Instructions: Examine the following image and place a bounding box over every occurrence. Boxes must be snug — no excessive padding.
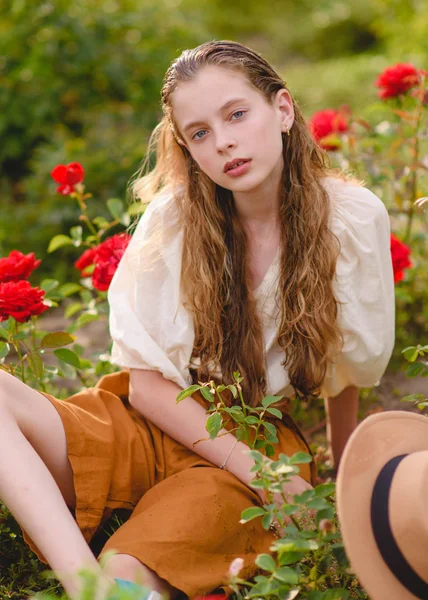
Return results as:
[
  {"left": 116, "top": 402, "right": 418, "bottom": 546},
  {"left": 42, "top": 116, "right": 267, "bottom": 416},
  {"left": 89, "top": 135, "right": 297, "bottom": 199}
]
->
[{"left": 182, "top": 97, "right": 248, "bottom": 133}]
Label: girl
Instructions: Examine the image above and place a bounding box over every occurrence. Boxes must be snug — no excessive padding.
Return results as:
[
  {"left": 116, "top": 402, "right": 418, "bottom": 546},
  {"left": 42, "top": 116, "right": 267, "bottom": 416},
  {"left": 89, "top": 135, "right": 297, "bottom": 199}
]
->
[{"left": 0, "top": 40, "right": 395, "bottom": 600}]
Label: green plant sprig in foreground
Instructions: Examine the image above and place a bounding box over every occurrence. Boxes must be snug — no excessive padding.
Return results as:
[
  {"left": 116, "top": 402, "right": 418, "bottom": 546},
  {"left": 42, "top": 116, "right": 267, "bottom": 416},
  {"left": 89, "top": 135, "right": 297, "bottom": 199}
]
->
[{"left": 176, "top": 373, "right": 367, "bottom": 599}]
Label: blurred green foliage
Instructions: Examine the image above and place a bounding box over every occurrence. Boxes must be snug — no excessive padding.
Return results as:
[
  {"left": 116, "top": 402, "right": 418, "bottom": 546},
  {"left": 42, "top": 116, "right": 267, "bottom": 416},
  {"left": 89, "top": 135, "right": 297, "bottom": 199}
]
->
[
  {"left": 1, "top": 0, "right": 427, "bottom": 274},
  {"left": 0, "top": 0, "right": 426, "bottom": 359}
]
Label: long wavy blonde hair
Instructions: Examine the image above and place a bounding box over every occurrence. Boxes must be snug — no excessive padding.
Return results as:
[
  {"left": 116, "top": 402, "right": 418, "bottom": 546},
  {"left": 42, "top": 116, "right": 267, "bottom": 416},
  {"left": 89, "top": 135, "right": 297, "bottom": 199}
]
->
[{"left": 130, "top": 40, "right": 353, "bottom": 407}]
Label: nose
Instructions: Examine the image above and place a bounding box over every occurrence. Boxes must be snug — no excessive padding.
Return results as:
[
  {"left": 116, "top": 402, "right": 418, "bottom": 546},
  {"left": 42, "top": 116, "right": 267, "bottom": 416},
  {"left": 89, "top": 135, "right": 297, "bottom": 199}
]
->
[{"left": 215, "top": 127, "right": 236, "bottom": 154}]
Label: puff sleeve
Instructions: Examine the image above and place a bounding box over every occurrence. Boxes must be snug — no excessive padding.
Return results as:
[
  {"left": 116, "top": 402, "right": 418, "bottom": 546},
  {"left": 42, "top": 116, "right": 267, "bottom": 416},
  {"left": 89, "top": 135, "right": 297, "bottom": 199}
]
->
[
  {"left": 320, "top": 181, "right": 395, "bottom": 398},
  {"left": 107, "top": 190, "right": 195, "bottom": 390}
]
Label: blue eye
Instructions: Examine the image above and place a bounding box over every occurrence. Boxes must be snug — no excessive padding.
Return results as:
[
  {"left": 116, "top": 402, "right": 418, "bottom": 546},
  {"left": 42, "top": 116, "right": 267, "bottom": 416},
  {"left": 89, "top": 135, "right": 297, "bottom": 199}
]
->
[
  {"left": 232, "top": 110, "right": 245, "bottom": 119},
  {"left": 192, "top": 130, "right": 207, "bottom": 141},
  {"left": 191, "top": 110, "right": 246, "bottom": 141}
]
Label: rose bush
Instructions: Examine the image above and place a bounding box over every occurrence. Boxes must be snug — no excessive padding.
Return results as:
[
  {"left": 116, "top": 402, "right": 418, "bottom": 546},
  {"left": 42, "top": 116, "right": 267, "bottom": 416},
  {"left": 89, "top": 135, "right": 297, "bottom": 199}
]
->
[
  {"left": 309, "top": 61, "right": 427, "bottom": 368},
  {"left": 0, "top": 163, "right": 132, "bottom": 393}
]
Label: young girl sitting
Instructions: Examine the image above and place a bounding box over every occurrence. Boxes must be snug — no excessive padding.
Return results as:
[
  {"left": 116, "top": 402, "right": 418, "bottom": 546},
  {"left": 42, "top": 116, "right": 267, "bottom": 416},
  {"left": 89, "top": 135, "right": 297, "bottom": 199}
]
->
[{"left": 0, "top": 39, "right": 395, "bottom": 600}]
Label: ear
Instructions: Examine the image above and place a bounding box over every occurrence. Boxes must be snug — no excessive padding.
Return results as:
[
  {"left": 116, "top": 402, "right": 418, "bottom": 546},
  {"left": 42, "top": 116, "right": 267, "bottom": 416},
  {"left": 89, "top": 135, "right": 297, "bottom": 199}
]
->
[{"left": 275, "top": 89, "right": 294, "bottom": 132}]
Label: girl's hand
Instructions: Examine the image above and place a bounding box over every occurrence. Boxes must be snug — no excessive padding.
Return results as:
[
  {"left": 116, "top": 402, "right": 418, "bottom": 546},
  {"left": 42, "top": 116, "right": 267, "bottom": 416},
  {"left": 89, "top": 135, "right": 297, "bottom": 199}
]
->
[
  {"left": 255, "top": 474, "right": 313, "bottom": 504},
  {"left": 255, "top": 475, "right": 315, "bottom": 532}
]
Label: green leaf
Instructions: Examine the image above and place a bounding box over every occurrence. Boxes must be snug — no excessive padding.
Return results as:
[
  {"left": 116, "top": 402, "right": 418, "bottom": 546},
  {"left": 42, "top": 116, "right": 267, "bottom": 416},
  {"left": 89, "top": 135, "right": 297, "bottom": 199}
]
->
[
  {"left": 199, "top": 386, "right": 215, "bottom": 402},
  {"left": 295, "top": 489, "right": 315, "bottom": 504},
  {"left": 39, "top": 279, "right": 59, "bottom": 294},
  {"left": 245, "top": 416, "right": 259, "bottom": 424},
  {"left": 120, "top": 213, "right": 131, "bottom": 227},
  {"left": 277, "top": 550, "right": 307, "bottom": 565},
  {"left": 314, "top": 482, "right": 336, "bottom": 498},
  {"left": 64, "top": 302, "right": 83, "bottom": 319},
  {"left": 27, "top": 351, "right": 44, "bottom": 379},
  {"left": 262, "top": 394, "right": 283, "bottom": 408},
  {"left": 0, "top": 341, "right": 10, "bottom": 359},
  {"left": 263, "top": 421, "right": 277, "bottom": 437},
  {"left": 315, "top": 507, "right": 335, "bottom": 523},
  {"left": 176, "top": 385, "right": 201, "bottom": 403},
  {"left": 57, "top": 358, "right": 77, "bottom": 379},
  {"left": 240, "top": 506, "right": 266, "bottom": 523},
  {"left": 92, "top": 216, "right": 110, "bottom": 229},
  {"left": 255, "top": 553, "right": 276, "bottom": 573},
  {"left": 265, "top": 443, "right": 275, "bottom": 457},
  {"left": 266, "top": 407, "right": 283, "bottom": 418},
  {"left": 107, "top": 198, "right": 124, "bottom": 220},
  {"left": 402, "top": 346, "right": 419, "bottom": 362},
  {"left": 407, "top": 362, "right": 425, "bottom": 377},
  {"left": 254, "top": 439, "right": 267, "bottom": 450},
  {"left": 235, "top": 429, "right": 246, "bottom": 441},
  {"left": 71, "top": 313, "right": 99, "bottom": 330},
  {"left": 262, "top": 513, "right": 274, "bottom": 531},
  {"left": 273, "top": 566, "right": 298, "bottom": 585},
  {"left": 0, "top": 324, "right": 10, "bottom": 339},
  {"left": 70, "top": 226, "right": 83, "bottom": 246},
  {"left": 48, "top": 234, "right": 73, "bottom": 253},
  {"left": 41, "top": 332, "right": 75, "bottom": 349},
  {"left": 289, "top": 452, "right": 313, "bottom": 465},
  {"left": 78, "top": 358, "right": 93, "bottom": 369},
  {"left": 226, "top": 384, "right": 238, "bottom": 398},
  {"left": 59, "top": 283, "right": 82, "bottom": 297},
  {"left": 206, "top": 412, "right": 222, "bottom": 440},
  {"left": 53, "top": 348, "right": 81, "bottom": 369},
  {"left": 307, "top": 497, "right": 331, "bottom": 511},
  {"left": 248, "top": 450, "right": 264, "bottom": 462}
]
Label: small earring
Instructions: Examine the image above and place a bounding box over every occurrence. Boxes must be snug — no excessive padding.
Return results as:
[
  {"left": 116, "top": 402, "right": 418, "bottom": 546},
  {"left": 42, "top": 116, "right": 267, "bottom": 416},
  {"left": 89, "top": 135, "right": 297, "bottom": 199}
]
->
[{"left": 285, "top": 125, "right": 291, "bottom": 136}]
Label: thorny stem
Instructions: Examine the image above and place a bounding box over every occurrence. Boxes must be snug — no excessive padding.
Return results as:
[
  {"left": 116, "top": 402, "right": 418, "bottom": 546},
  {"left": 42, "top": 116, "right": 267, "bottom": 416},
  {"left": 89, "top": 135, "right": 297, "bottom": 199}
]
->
[
  {"left": 232, "top": 385, "right": 252, "bottom": 445},
  {"left": 75, "top": 191, "right": 99, "bottom": 238},
  {"left": 79, "top": 213, "right": 99, "bottom": 238},
  {"left": 278, "top": 487, "right": 302, "bottom": 532}
]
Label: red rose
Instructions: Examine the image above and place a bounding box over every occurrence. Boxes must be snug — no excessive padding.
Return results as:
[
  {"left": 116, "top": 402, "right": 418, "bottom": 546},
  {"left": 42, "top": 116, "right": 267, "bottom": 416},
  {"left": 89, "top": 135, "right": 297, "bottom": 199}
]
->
[
  {"left": 74, "top": 247, "right": 98, "bottom": 277},
  {"left": 390, "top": 234, "right": 412, "bottom": 283},
  {"left": 0, "top": 280, "right": 49, "bottom": 323},
  {"left": 74, "top": 233, "right": 131, "bottom": 291},
  {"left": 51, "top": 162, "right": 85, "bottom": 195},
  {"left": 92, "top": 234, "right": 131, "bottom": 291},
  {"left": 309, "top": 108, "right": 349, "bottom": 151},
  {"left": 0, "top": 250, "right": 41, "bottom": 283},
  {"left": 375, "top": 63, "right": 421, "bottom": 99}
]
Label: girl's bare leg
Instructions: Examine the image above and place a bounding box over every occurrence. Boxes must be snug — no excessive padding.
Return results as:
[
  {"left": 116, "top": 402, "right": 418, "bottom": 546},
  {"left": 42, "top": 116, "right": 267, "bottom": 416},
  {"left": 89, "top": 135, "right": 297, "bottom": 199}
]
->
[{"left": 0, "top": 369, "right": 113, "bottom": 598}]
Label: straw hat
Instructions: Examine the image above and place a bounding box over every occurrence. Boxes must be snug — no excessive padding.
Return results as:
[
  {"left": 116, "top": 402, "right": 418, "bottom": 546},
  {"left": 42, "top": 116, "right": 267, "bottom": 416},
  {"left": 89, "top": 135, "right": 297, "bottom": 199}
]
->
[{"left": 336, "top": 410, "right": 428, "bottom": 600}]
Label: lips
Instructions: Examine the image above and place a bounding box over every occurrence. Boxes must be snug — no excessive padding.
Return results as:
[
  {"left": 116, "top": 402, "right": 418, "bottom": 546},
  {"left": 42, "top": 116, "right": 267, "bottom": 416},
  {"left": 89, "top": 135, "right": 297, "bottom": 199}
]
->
[{"left": 224, "top": 158, "right": 251, "bottom": 173}]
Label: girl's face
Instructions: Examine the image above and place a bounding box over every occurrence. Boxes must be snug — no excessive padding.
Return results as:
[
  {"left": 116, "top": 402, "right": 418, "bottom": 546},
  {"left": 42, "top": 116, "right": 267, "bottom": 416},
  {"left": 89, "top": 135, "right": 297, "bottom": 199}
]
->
[{"left": 171, "top": 65, "right": 294, "bottom": 194}]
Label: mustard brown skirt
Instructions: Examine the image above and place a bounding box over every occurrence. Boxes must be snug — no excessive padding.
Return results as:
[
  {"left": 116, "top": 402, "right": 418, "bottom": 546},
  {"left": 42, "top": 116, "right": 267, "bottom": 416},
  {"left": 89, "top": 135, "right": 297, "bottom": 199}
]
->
[{"left": 22, "top": 370, "right": 316, "bottom": 598}]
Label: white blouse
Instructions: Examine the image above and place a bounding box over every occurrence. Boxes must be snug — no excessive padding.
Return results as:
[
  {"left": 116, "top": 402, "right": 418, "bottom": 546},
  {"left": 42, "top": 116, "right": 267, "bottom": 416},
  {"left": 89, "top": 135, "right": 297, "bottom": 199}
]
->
[{"left": 108, "top": 177, "right": 395, "bottom": 399}]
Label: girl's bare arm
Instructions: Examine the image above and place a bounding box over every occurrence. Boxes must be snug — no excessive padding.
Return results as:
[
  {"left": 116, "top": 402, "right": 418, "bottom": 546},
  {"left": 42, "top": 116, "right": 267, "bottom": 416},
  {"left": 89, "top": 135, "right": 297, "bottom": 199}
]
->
[
  {"left": 324, "top": 385, "right": 359, "bottom": 469},
  {"left": 129, "top": 369, "right": 312, "bottom": 496}
]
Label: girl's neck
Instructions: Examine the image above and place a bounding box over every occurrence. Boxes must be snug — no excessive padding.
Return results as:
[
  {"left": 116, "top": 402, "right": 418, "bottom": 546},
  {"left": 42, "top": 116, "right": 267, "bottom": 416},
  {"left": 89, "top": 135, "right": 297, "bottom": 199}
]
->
[{"left": 232, "top": 155, "right": 283, "bottom": 229}]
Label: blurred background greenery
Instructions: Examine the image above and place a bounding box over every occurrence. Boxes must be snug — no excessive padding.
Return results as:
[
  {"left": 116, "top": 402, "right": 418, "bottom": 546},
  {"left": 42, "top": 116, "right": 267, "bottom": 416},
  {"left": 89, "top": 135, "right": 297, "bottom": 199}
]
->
[{"left": 1, "top": 0, "right": 427, "bottom": 280}]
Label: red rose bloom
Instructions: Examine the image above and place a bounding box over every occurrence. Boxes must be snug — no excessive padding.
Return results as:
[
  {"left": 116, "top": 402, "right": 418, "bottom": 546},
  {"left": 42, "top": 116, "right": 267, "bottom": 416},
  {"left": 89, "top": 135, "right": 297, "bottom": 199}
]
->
[
  {"left": 375, "top": 63, "right": 421, "bottom": 99},
  {"left": 74, "top": 247, "right": 98, "bottom": 277},
  {"left": 75, "top": 233, "right": 131, "bottom": 291},
  {"left": 0, "top": 280, "right": 49, "bottom": 323},
  {"left": 92, "top": 234, "right": 131, "bottom": 291},
  {"left": 309, "top": 109, "right": 348, "bottom": 151},
  {"left": 51, "top": 162, "right": 85, "bottom": 195},
  {"left": 0, "top": 250, "right": 41, "bottom": 283},
  {"left": 390, "top": 234, "right": 412, "bottom": 283}
]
